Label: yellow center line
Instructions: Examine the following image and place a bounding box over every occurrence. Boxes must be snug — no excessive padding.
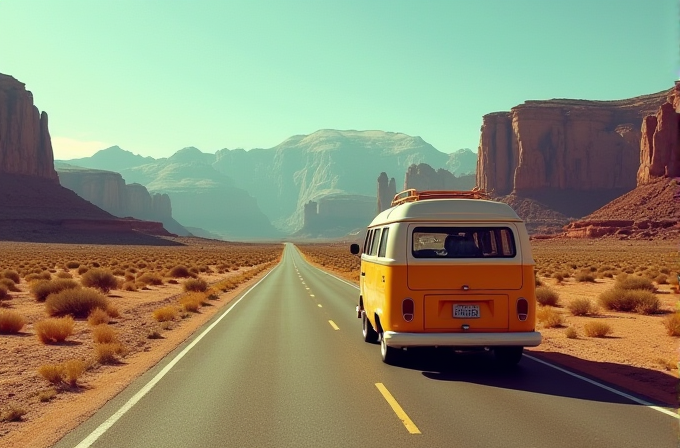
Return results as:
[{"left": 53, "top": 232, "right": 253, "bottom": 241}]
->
[
  {"left": 328, "top": 320, "right": 339, "bottom": 330},
  {"left": 318, "top": 304, "right": 322, "bottom": 307},
  {"left": 375, "top": 383, "right": 421, "bottom": 434},
  {"left": 310, "top": 294, "right": 315, "bottom": 297}
]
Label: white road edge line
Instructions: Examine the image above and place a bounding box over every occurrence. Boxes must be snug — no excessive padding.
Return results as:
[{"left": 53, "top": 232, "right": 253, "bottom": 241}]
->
[
  {"left": 74, "top": 264, "right": 280, "bottom": 448},
  {"left": 524, "top": 354, "right": 679, "bottom": 419},
  {"left": 295, "top": 246, "right": 678, "bottom": 420}
]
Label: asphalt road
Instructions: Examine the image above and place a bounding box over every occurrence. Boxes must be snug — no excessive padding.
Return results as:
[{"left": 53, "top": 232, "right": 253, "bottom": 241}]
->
[{"left": 55, "top": 243, "right": 679, "bottom": 448}]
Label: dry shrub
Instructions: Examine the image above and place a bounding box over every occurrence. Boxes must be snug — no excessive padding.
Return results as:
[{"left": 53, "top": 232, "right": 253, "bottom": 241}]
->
[
  {"left": 567, "top": 298, "right": 594, "bottom": 316},
  {"left": 584, "top": 321, "right": 612, "bottom": 337},
  {"left": 95, "top": 342, "right": 128, "bottom": 364},
  {"left": 183, "top": 278, "right": 208, "bottom": 293},
  {"left": 38, "top": 363, "right": 64, "bottom": 384},
  {"left": 565, "top": 327, "right": 578, "bottom": 339},
  {"left": 537, "top": 307, "right": 564, "bottom": 328},
  {"left": 180, "top": 294, "right": 202, "bottom": 312},
  {"left": 2, "top": 270, "right": 20, "bottom": 284},
  {"left": 574, "top": 272, "right": 596, "bottom": 283},
  {"left": 663, "top": 313, "right": 680, "bottom": 336},
  {"left": 0, "top": 309, "right": 26, "bottom": 333},
  {"left": 56, "top": 271, "right": 73, "bottom": 279},
  {"left": 65, "top": 261, "right": 80, "bottom": 269},
  {"left": 80, "top": 268, "right": 118, "bottom": 293},
  {"left": 122, "top": 281, "right": 137, "bottom": 291},
  {"left": 87, "top": 308, "right": 110, "bottom": 326},
  {"left": 92, "top": 325, "right": 118, "bottom": 344},
  {"left": 0, "top": 285, "right": 8, "bottom": 300},
  {"left": 551, "top": 272, "right": 564, "bottom": 283},
  {"left": 615, "top": 274, "right": 656, "bottom": 292},
  {"left": 37, "top": 388, "right": 57, "bottom": 402},
  {"left": 0, "top": 405, "right": 26, "bottom": 422},
  {"left": 147, "top": 329, "right": 163, "bottom": 339},
  {"left": 30, "top": 278, "right": 80, "bottom": 302},
  {"left": 168, "top": 265, "right": 193, "bottom": 278},
  {"left": 598, "top": 288, "right": 660, "bottom": 314},
  {"left": 77, "top": 266, "right": 89, "bottom": 275},
  {"left": 106, "top": 304, "right": 120, "bottom": 318},
  {"left": 137, "top": 272, "right": 163, "bottom": 286},
  {"left": 25, "top": 272, "right": 51, "bottom": 282},
  {"left": 45, "top": 288, "right": 110, "bottom": 318},
  {"left": 656, "top": 358, "right": 678, "bottom": 371},
  {"left": 0, "top": 278, "right": 20, "bottom": 292},
  {"left": 62, "top": 359, "right": 86, "bottom": 386},
  {"left": 153, "top": 306, "right": 178, "bottom": 322},
  {"left": 38, "top": 359, "right": 86, "bottom": 387},
  {"left": 35, "top": 316, "right": 74, "bottom": 343},
  {"left": 535, "top": 286, "right": 560, "bottom": 306},
  {"left": 654, "top": 274, "right": 668, "bottom": 284}
]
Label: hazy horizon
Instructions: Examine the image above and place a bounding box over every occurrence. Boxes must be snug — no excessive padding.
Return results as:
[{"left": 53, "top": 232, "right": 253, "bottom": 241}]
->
[{"left": 1, "top": 0, "right": 677, "bottom": 160}]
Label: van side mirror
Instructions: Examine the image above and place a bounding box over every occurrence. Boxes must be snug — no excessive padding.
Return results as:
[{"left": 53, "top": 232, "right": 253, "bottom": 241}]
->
[{"left": 350, "top": 243, "right": 360, "bottom": 255}]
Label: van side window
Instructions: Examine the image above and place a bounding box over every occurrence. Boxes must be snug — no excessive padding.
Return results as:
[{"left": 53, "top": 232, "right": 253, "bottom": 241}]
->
[
  {"left": 412, "top": 226, "right": 516, "bottom": 258},
  {"left": 369, "top": 228, "right": 381, "bottom": 256},
  {"left": 378, "top": 228, "right": 389, "bottom": 257},
  {"left": 362, "top": 230, "right": 372, "bottom": 254}
]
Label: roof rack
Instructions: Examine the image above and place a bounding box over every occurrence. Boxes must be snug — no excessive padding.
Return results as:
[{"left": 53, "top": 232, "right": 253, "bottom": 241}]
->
[{"left": 390, "top": 188, "right": 491, "bottom": 206}]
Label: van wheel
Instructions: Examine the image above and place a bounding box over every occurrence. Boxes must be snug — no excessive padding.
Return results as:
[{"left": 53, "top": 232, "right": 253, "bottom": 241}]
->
[
  {"left": 362, "top": 312, "right": 378, "bottom": 343},
  {"left": 494, "top": 347, "right": 523, "bottom": 367},
  {"left": 380, "top": 335, "right": 401, "bottom": 365}
]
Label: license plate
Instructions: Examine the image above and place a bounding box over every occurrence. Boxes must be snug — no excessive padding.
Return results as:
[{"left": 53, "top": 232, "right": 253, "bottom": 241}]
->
[{"left": 453, "top": 304, "right": 480, "bottom": 318}]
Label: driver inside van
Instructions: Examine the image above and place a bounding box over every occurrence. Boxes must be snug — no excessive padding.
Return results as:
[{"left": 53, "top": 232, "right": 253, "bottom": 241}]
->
[{"left": 444, "top": 233, "right": 482, "bottom": 257}]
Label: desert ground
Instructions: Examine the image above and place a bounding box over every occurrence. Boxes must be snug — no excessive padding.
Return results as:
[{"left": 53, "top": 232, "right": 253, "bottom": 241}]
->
[
  {"left": 297, "top": 238, "right": 680, "bottom": 407},
  {"left": 0, "top": 238, "right": 282, "bottom": 448},
  {"left": 0, "top": 237, "right": 678, "bottom": 448}
]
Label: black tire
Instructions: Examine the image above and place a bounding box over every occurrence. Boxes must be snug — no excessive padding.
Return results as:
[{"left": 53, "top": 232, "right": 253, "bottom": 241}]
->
[
  {"left": 362, "top": 312, "right": 378, "bottom": 343},
  {"left": 494, "top": 347, "right": 523, "bottom": 367},
  {"left": 380, "top": 334, "right": 401, "bottom": 365}
]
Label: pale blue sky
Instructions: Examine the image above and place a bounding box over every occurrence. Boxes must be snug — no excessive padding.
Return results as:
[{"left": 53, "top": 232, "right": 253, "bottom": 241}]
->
[{"left": 0, "top": 0, "right": 677, "bottom": 159}]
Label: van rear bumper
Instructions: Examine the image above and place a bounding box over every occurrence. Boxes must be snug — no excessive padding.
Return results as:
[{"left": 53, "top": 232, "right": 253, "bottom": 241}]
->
[{"left": 383, "top": 331, "right": 542, "bottom": 348}]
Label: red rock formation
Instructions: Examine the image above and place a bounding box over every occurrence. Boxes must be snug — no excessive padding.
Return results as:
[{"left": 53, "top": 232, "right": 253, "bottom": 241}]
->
[
  {"left": 58, "top": 169, "right": 128, "bottom": 216},
  {"left": 377, "top": 172, "right": 396, "bottom": 213},
  {"left": 477, "top": 89, "right": 669, "bottom": 217},
  {"left": 637, "top": 82, "right": 680, "bottom": 184},
  {"left": 0, "top": 74, "right": 57, "bottom": 180},
  {"left": 152, "top": 193, "right": 172, "bottom": 220},
  {"left": 404, "top": 163, "right": 476, "bottom": 192}
]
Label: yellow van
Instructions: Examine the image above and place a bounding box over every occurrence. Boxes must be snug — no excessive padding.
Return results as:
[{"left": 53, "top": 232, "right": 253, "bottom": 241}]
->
[{"left": 350, "top": 189, "right": 541, "bottom": 365}]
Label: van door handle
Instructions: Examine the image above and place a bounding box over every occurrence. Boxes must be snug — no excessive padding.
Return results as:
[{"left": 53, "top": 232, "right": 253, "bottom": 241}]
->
[
  {"left": 361, "top": 272, "right": 365, "bottom": 276},
  {"left": 382, "top": 276, "right": 385, "bottom": 283}
]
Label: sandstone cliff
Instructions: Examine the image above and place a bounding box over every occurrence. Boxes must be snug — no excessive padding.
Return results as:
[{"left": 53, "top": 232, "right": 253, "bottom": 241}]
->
[
  {"left": 377, "top": 172, "right": 397, "bottom": 213},
  {"left": 0, "top": 74, "right": 57, "bottom": 180},
  {"left": 477, "top": 89, "right": 670, "bottom": 217},
  {"left": 404, "top": 163, "right": 476, "bottom": 192},
  {"left": 300, "top": 194, "right": 376, "bottom": 237},
  {"left": 56, "top": 165, "right": 190, "bottom": 236},
  {"left": 637, "top": 82, "right": 680, "bottom": 184}
]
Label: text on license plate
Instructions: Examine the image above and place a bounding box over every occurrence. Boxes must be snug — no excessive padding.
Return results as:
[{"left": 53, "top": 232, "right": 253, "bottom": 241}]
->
[{"left": 453, "top": 304, "right": 480, "bottom": 318}]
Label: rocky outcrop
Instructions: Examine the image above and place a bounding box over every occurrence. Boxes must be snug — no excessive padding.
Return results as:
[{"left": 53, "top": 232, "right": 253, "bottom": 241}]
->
[
  {"left": 57, "top": 166, "right": 189, "bottom": 235},
  {"left": 477, "top": 89, "right": 670, "bottom": 217},
  {"left": 0, "top": 74, "right": 57, "bottom": 180},
  {"left": 404, "top": 163, "right": 476, "bottom": 191},
  {"left": 637, "top": 82, "right": 680, "bottom": 184},
  {"left": 563, "top": 179, "right": 680, "bottom": 240},
  {"left": 377, "top": 172, "right": 397, "bottom": 213},
  {"left": 301, "top": 194, "right": 375, "bottom": 237}
]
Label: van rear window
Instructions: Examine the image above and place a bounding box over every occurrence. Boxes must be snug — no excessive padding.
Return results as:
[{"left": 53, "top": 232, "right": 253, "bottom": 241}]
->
[{"left": 412, "top": 227, "right": 516, "bottom": 258}]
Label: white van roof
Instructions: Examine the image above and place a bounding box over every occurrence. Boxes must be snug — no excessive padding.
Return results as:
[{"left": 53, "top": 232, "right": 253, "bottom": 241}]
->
[{"left": 369, "top": 198, "right": 522, "bottom": 227}]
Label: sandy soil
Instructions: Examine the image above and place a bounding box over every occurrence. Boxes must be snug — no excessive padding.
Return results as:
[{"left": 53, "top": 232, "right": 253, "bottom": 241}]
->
[{"left": 0, "top": 260, "right": 276, "bottom": 448}]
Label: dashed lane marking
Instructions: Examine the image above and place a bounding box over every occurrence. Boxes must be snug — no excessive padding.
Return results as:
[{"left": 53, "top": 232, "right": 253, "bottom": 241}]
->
[{"left": 375, "top": 383, "right": 421, "bottom": 434}]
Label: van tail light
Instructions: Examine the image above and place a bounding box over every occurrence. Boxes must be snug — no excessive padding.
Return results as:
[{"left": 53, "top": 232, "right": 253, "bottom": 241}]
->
[
  {"left": 516, "top": 297, "right": 528, "bottom": 321},
  {"left": 402, "top": 298, "right": 414, "bottom": 322}
]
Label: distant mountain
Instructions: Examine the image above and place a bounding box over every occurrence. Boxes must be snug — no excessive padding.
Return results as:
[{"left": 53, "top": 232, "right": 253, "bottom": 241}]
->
[
  {"left": 446, "top": 148, "right": 477, "bottom": 175},
  {"left": 116, "top": 147, "right": 276, "bottom": 239},
  {"left": 61, "top": 131, "right": 476, "bottom": 235},
  {"left": 59, "top": 146, "right": 158, "bottom": 173},
  {"left": 213, "top": 130, "right": 465, "bottom": 231}
]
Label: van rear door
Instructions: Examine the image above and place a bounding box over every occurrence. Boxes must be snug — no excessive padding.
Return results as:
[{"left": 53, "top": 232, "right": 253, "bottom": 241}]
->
[{"left": 406, "top": 224, "right": 523, "bottom": 291}]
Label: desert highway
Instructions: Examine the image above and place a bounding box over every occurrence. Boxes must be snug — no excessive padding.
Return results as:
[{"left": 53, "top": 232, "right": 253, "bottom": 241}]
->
[{"left": 55, "top": 243, "right": 678, "bottom": 448}]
